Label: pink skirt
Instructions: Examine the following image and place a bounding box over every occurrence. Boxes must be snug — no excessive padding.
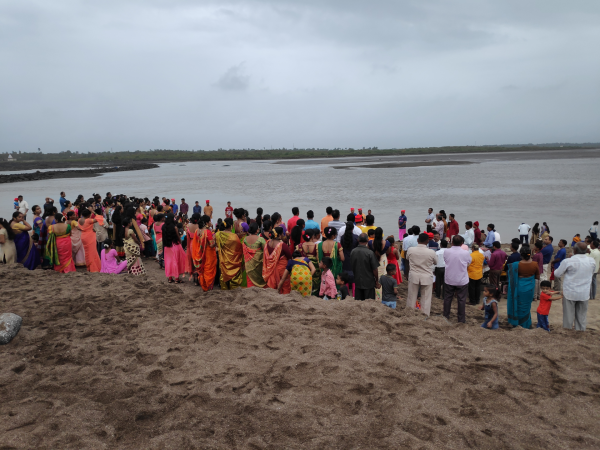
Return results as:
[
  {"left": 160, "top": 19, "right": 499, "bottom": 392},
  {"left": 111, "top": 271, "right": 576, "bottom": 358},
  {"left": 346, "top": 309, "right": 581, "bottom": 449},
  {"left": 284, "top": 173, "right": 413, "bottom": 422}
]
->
[{"left": 164, "top": 244, "right": 186, "bottom": 278}]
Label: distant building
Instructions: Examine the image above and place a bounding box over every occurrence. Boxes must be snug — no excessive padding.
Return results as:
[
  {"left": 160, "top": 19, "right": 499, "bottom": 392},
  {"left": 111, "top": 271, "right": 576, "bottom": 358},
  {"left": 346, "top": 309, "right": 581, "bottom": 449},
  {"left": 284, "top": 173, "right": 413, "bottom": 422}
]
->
[{"left": 7, "top": 154, "right": 16, "bottom": 162}]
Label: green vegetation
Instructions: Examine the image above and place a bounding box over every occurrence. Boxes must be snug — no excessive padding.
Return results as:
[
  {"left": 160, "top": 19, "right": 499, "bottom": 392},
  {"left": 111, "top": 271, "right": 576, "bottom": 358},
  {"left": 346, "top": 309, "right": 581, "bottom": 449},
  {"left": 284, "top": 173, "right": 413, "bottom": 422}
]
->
[{"left": 1, "top": 143, "right": 598, "bottom": 163}]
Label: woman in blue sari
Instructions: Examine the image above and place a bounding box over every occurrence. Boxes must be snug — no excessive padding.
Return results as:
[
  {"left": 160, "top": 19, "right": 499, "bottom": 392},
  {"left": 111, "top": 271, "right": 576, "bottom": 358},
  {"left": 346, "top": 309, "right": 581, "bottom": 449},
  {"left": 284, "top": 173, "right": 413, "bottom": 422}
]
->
[
  {"left": 9, "top": 211, "right": 39, "bottom": 270},
  {"left": 507, "top": 245, "right": 540, "bottom": 328}
]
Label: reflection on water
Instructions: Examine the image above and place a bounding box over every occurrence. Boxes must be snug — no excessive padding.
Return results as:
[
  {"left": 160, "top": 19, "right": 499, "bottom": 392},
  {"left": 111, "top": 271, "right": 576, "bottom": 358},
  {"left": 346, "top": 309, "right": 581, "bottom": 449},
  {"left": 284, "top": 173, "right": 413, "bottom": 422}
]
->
[{"left": 0, "top": 156, "right": 597, "bottom": 242}]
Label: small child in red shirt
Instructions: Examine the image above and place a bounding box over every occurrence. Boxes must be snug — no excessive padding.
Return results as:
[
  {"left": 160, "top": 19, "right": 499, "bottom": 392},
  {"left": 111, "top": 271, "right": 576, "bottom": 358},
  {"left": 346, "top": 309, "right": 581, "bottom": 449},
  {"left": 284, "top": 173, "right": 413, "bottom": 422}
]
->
[{"left": 537, "top": 280, "right": 562, "bottom": 332}]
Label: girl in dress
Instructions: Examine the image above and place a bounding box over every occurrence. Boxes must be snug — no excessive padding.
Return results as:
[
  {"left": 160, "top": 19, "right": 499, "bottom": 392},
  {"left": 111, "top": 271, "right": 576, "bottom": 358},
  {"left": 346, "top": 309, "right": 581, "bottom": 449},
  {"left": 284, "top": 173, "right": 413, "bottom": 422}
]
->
[{"left": 480, "top": 285, "right": 501, "bottom": 329}]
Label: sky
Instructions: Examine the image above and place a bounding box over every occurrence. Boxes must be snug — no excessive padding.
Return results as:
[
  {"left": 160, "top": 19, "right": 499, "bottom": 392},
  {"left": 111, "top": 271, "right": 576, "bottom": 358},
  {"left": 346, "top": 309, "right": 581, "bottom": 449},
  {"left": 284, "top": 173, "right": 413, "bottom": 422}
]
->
[{"left": 1, "top": 0, "right": 599, "bottom": 153}]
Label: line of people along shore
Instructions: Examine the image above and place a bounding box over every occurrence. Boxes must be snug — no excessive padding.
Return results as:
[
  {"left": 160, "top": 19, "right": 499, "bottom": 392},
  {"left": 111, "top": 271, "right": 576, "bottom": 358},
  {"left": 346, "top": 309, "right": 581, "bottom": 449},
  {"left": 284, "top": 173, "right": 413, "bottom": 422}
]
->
[{"left": 1, "top": 193, "right": 599, "bottom": 332}]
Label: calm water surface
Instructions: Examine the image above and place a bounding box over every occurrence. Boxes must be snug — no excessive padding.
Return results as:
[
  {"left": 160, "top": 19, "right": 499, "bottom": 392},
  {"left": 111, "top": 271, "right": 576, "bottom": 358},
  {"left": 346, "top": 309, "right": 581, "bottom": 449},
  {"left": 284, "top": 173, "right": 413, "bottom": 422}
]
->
[{"left": 1, "top": 153, "right": 598, "bottom": 242}]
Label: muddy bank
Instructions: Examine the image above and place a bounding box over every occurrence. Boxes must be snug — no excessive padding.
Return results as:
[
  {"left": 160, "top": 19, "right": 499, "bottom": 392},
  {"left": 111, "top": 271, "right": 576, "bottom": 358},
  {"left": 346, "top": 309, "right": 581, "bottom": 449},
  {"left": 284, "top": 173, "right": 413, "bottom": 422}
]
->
[
  {"left": 1, "top": 263, "right": 600, "bottom": 449},
  {"left": 0, "top": 163, "right": 159, "bottom": 184},
  {"left": 333, "top": 160, "right": 473, "bottom": 170}
]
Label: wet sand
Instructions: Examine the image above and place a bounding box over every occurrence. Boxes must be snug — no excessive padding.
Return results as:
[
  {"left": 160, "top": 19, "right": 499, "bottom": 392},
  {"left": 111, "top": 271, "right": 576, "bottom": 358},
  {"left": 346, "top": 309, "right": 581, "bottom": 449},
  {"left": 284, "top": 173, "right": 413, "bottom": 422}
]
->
[
  {"left": 332, "top": 161, "right": 473, "bottom": 170},
  {"left": 2, "top": 261, "right": 600, "bottom": 449}
]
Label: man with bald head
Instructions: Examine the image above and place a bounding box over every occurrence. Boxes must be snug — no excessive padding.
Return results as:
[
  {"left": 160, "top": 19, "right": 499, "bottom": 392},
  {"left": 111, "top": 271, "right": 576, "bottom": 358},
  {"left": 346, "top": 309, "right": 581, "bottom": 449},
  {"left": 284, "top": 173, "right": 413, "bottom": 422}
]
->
[{"left": 554, "top": 242, "right": 596, "bottom": 331}]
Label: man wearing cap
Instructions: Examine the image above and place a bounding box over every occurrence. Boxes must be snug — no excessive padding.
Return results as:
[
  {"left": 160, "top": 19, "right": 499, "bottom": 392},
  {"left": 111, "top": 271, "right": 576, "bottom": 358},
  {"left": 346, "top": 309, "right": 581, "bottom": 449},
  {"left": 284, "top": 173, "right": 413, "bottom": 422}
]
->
[
  {"left": 193, "top": 201, "right": 202, "bottom": 215},
  {"left": 204, "top": 200, "right": 213, "bottom": 219},
  {"left": 398, "top": 210, "right": 407, "bottom": 240},
  {"left": 350, "top": 208, "right": 357, "bottom": 218},
  {"left": 355, "top": 208, "right": 365, "bottom": 226},
  {"left": 180, "top": 198, "right": 189, "bottom": 217}
]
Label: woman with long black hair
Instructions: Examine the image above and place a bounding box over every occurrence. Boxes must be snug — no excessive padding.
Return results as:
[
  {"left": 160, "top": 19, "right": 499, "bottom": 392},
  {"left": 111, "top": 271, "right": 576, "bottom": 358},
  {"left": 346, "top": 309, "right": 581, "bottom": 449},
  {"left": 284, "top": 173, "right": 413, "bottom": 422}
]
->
[{"left": 163, "top": 214, "right": 186, "bottom": 283}]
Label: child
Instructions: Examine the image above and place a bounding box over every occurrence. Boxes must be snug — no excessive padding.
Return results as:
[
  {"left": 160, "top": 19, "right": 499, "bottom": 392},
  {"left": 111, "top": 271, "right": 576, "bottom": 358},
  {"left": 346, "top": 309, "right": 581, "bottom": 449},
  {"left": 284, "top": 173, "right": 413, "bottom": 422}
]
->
[
  {"left": 480, "top": 285, "right": 500, "bottom": 329},
  {"left": 537, "top": 280, "right": 562, "bottom": 332},
  {"left": 367, "top": 229, "right": 375, "bottom": 241},
  {"left": 100, "top": 238, "right": 128, "bottom": 274},
  {"left": 13, "top": 197, "right": 19, "bottom": 211},
  {"left": 380, "top": 263, "right": 400, "bottom": 309},
  {"left": 336, "top": 272, "right": 350, "bottom": 300},
  {"left": 571, "top": 234, "right": 581, "bottom": 247},
  {"left": 319, "top": 257, "right": 337, "bottom": 300}
]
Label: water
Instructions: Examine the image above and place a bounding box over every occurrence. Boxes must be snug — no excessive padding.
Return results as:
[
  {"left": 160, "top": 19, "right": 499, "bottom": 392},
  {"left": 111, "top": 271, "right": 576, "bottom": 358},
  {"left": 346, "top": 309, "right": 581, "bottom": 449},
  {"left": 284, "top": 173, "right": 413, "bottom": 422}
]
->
[{"left": 1, "top": 152, "right": 598, "bottom": 242}]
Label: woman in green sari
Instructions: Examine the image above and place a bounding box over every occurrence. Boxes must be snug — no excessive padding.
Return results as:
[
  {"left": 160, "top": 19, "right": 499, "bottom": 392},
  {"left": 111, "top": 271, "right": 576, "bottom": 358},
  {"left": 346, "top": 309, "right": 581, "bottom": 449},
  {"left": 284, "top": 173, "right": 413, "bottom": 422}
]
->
[
  {"left": 215, "top": 218, "right": 244, "bottom": 290},
  {"left": 243, "top": 222, "right": 266, "bottom": 288},
  {"left": 318, "top": 227, "right": 344, "bottom": 280}
]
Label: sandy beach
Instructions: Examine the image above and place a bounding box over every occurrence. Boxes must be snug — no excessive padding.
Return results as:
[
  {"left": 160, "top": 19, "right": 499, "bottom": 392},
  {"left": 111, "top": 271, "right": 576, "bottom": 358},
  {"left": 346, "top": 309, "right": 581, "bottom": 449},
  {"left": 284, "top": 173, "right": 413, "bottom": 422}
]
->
[{"left": 2, "top": 259, "right": 600, "bottom": 449}]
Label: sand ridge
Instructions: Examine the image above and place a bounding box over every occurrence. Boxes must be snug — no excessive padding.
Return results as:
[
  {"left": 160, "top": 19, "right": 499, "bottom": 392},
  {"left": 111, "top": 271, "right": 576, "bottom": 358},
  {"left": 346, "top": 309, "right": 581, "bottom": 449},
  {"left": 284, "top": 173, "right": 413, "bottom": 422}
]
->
[{"left": 1, "top": 264, "right": 600, "bottom": 449}]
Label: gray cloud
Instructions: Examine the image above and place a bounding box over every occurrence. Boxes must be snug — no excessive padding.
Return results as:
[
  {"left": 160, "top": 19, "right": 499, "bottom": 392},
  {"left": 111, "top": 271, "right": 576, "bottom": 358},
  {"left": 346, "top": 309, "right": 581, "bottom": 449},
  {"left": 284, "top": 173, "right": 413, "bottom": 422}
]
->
[{"left": 0, "top": 0, "right": 598, "bottom": 152}]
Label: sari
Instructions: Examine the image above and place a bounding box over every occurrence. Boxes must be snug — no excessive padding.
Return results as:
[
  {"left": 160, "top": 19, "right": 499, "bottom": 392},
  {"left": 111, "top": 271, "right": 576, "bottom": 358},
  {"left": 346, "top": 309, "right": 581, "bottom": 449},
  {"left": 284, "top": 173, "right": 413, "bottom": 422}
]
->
[
  {"left": 187, "top": 228, "right": 217, "bottom": 291},
  {"left": 318, "top": 241, "right": 343, "bottom": 279},
  {"left": 375, "top": 253, "right": 388, "bottom": 302},
  {"left": 46, "top": 224, "right": 76, "bottom": 273},
  {"left": 263, "top": 241, "right": 290, "bottom": 294},
  {"left": 215, "top": 230, "right": 243, "bottom": 289},
  {"left": 507, "top": 261, "right": 534, "bottom": 328},
  {"left": 289, "top": 258, "right": 312, "bottom": 297},
  {"left": 387, "top": 250, "right": 403, "bottom": 285},
  {"left": 243, "top": 236, "right": 267, "bottom": 288},
  {"left": 79, "top": 218, "right": 101, "bottom": 273},
  {"left": 12, "top": 225, "right": 39, "bottom": 270},
  {"left": 301, "top": 244, "right": 321, "bottom": 295},
  {"left": 124, "top": 229, "right": 146, "bottom": 276},
  {"left": 112, "top": 210, "right": 125, "bottom": 257},
  {"left": 70, "top": 221, "right": 86, "bottom": 266}
]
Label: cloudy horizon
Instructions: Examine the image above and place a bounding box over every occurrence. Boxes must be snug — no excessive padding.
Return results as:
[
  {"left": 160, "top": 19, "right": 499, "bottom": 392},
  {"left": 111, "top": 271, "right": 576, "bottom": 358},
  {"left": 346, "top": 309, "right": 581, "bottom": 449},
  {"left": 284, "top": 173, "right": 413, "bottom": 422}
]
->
[{"left": 1, "top": 0, "right": 599, "bottom": 153}]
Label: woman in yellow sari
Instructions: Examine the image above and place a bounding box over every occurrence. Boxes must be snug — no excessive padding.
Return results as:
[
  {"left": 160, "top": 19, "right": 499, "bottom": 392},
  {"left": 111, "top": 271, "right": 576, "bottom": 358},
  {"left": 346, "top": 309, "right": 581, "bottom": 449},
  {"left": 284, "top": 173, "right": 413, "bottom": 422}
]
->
[
  {"left": 242, "top": 222, "right": 267, "bottom": 288},
  {"left": 186, "top": 214, "right": 217, "bottom": 290},
  {"left": 46, "top": 214, "right": 76, "bottom": 273},
  {"left": 277, "top": 250, "right": 316, "bottom": 297},
  {"left": 215, "top": 218, "right": 243, "bottom": 290},
  {"left": 263, "top": 227, "right": 292, "bottom": 294}
]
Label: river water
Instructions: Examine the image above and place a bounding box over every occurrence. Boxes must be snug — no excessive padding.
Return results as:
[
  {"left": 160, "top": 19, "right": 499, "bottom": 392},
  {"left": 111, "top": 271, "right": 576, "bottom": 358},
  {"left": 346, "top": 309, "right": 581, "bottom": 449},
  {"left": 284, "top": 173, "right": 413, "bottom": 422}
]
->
[{"left": 1, "top": 149, "right": 599, "bottom": 242}]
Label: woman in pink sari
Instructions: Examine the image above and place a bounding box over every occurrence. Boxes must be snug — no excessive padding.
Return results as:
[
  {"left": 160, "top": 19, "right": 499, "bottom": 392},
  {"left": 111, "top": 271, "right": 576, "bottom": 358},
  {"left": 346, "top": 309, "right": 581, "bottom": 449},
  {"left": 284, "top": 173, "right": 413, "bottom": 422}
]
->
[
  {"left": 46, "top": 214, "right": 76, "bottom": 273},
  {"left": 163, "top": 214, "right": 186, "bottom": 283},
  {"left": 262, "top": 227, "right": 292, "bottom": 294},
  {"left": 100, "top": 238, "right": 128, "bottom": 274},
  {"left": 67, "top": 211, "right": 86, "bottom": 267},
  {"left": 79, "top": 209, "right": 101, "bottom": 272}
]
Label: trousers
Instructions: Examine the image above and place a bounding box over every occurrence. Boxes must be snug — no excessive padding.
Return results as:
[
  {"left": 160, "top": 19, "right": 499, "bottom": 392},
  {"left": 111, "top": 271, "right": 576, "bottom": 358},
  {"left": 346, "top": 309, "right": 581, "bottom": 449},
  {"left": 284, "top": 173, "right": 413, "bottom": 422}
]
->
[
  {"left": 355, "top": 287, "right": 376, "bottom": 301},
  {"left": 468, "top": 278, "right": 481, "bottom": 304},
  {"left": 434, "top": 267, "right": 445, "bottom": 298},
  {"left": 562, "top": 298, "right": 588, "bottom": 331},
  {"left": 520, "top": 235, "right": 529, "bottom": 245},
  {"left": 407, "top": 282, "right": 432, "bottom": 316},
  {"left": 553, "top": 274, "right": 563, "bottom": 292},
  {"left": 489, "top": 270, "right": 502, "bottom": 289},
  {"left": 591, "top": 273, "right": 597, "bottom": 300},
  {"left": 443, "top": 283, "right": 468, "bottom": 323}
]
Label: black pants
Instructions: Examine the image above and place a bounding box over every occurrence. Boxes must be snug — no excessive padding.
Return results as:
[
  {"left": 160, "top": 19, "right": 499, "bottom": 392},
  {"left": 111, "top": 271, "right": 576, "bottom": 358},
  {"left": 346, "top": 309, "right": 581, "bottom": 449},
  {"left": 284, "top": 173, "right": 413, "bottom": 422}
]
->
[
  {"left": 520, "top": 235, "right": 528, "bottom": 245},
  {"left": 443, "top": 283, "right": 468, "bottom": 323},
  {"left": 427, "top": 225, "right": 432, "bottom": 233},
  {"left": 434, "top": 267, "right": 445, "bottom": 298},
  {"left": 355, "top": 287, "right": 376, "bottom": 301},
  {"left": 402, "top": 258, "right": 410, "bottom": 279},
  {"left": 468, "top": 278, "right": 481, "bottom": 304}
]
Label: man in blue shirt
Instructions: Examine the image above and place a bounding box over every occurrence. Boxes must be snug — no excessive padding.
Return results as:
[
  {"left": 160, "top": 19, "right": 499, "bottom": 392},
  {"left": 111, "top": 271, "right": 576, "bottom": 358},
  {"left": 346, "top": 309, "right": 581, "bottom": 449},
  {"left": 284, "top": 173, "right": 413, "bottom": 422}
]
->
[
  {"left": 59, "top": 191, "right": 67, "bottom": 212},
  {"left": 540, "top": 236, "right": 555, "bottom": 282},
  {"left": 398, "top": 210, "right": 407, "bottom": 241},
  {"left": 483, "top": 224, "right": 496, "bottom": 249},
  {"left": 551, "top": 239, "right": 567, "bottom": 291},
  {"left": 193, "top": 201, "right": 202, "bottom": 215},
  {"left": 304, "top": 210, "right": 320, "bottom": 230}
]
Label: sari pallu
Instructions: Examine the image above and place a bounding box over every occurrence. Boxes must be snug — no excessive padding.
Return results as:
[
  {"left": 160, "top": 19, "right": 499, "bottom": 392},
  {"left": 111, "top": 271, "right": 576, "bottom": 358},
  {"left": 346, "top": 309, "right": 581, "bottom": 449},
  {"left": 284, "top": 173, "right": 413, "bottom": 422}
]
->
[
  {"left": 263, "top": 242, "right": 291, "bottom": 294},
  {"left": 507, "top": 261, "right": 534, "bottom": 328},
  {"left": 46, "top": 225, "right": 76, "bottom": 273},
  {"left": 13, "top": 230, "right": 39, "bottom": 270},
  {"left": 79, "top": 218, "right": 101, "bottom": 273},
  {"left": 71, "top": 222, "right": 86, "bottom": 266},
  {"left": 215, "top": 231, "right": 243, "bottom": 289},
  {"left": 243, "top": 237, "right": 267, "bottom": 288},
  {"left": 189, "top": 229, "right": 218, "bottom": 291},
  {"left": 317, "top": 241, "right": 343, "bottom": 280},
  {"left": 289, "top": 258, "right": 312, "bottom": 297}
]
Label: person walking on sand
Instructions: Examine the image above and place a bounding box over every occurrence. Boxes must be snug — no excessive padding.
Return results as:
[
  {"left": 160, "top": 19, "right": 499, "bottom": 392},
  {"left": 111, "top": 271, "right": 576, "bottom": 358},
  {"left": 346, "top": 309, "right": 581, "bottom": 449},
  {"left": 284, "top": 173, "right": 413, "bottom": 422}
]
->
[
  {"left": 554, "top": 242, "right": 596, "bottom": 331},
  {"left": 425, "top": 208, "right": 435, "bottom": 233},
  {"left": 589, "top": 221, "right": 599, "bottom": 240},
  {"left": 442, "top": 236, "right": 472, "bottom": 322},
  {"left": 398, "top": 209, "right": 407, "bottom": 241},
  {"left": 351, "top": 233, "right": 380, "bottom": 301},
  {"left": 406, "top": 232, "right": 437, "bottom": 317},
  {"left": 518, "top": 223, "right": 531, "bottom": 246}
]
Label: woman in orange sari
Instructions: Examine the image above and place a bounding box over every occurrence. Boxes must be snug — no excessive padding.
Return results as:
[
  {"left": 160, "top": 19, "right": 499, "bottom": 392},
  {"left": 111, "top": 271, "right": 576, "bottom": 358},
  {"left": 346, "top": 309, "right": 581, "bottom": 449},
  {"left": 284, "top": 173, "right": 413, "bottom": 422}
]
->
[
  {"left": 215, "top": 218, "right": 243, "bottom": 290},
  {"left": 262, "top": 227, "right": 292, "bottom": 294},
  {"left": 186, "top": 213, "right": 217, "bottom": 290},
  {"left": 79, "top": 209, "right": 101, "bottom": 272},
  {"left": 46, "top": 214, "right": 76, "bottom": 273},
  {"left": 243, "top": 222, "right": 267, "bottom": 288}
]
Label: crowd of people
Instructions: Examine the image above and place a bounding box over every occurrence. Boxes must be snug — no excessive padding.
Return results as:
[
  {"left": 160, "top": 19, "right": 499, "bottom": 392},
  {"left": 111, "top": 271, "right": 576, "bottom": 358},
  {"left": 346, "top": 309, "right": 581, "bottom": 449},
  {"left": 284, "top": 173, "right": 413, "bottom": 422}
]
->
[{"left": 1, "top": 193, "right": 599, "bottom": 332}]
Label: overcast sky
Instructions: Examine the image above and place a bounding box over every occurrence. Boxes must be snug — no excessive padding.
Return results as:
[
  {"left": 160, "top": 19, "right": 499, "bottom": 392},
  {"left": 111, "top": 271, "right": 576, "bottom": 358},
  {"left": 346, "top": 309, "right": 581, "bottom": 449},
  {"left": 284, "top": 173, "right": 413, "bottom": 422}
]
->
[{"left": 1, "top": 0, "right": 599, "bottom": 153}]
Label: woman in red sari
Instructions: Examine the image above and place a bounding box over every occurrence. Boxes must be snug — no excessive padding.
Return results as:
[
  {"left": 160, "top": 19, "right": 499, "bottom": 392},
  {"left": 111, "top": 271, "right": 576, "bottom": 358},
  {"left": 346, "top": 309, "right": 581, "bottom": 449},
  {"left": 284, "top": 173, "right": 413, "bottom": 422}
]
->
[
  {"left": 186, "top": 213, "right": 217, "bottom": 290},
  {"left": 386, "top": 235, "right": 403, "bottom": 285},
  {"left": 79, "top": 209, "right": 101, "bottom": 272},
  {"left": 262, "top": 227, "right": 292, "bottom": 294},
  {"left": 46, "top": 214, "right": 76, "bottom": 273}
]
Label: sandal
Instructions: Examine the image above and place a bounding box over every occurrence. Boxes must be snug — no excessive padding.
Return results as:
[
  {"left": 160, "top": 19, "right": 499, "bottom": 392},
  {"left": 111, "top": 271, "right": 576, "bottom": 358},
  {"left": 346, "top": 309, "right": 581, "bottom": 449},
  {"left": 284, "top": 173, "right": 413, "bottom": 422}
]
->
[
  {"left": 168, "top": 277, "right": 174, "bottom": 283},
  {"left": 175, "top": 278, "right": 182, "bottom": 284}
]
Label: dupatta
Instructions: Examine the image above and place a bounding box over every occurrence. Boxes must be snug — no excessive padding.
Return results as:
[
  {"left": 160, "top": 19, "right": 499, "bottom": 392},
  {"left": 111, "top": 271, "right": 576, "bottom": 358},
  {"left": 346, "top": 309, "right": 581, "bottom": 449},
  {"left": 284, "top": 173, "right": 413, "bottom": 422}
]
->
[
  {"left": 318, "top": 240, "right": 343, "bottom": 279},
  {"left": 507, "top": 261, "right": 534, "bottom": 329},
  {"left": 215, "top": 230, "right": 243, "bottom": 283},
  {"left": 262, "top": 240, "right": 284, "bottom": 289}
]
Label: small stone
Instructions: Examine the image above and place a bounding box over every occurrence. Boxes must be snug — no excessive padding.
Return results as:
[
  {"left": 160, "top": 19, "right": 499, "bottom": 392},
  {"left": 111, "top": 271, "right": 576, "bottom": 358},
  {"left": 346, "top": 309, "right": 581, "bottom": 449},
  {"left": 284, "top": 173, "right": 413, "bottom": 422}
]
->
[{"left": 0, "top": 313, "right": 23, "bottom": 345}]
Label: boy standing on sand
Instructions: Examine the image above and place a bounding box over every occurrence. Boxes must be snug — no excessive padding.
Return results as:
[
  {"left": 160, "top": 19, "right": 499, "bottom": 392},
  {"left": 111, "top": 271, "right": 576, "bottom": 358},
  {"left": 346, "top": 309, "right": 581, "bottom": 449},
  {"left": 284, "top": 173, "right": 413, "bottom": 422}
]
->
[
  {"left": 536, "top": 280, "right": 562, "bottom": 331},
  {"left": 225, "top": 202, "right": 233, "bottom": 219}
]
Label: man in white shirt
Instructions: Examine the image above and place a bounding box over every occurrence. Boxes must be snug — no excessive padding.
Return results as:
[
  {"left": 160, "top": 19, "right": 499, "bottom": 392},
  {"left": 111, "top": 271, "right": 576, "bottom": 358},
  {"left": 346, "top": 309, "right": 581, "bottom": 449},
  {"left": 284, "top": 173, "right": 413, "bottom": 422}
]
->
[
  {"left": 434, "top": 240, "right": 447, "bottom": 298},
  {"left": 17, "top": 195, "right": 29, "bottom": 220},
  {"left": 518, "top": 223, "right": 531, "bottom": 246},
  {"left": 327, "top": 209, "right": 344, "bottom": 235},
  {"left": 554, "top": 242, "right": 597, "bottom": 331},
  {"left": 337, "top": 213, "right": 362, "bottom": 243},
  {"left": 587, "top": 239, "right": 600, "bottom": 300},
  {"left": 462, "top": 221, "right": 475, "bottom": 248},
  {"left": 425, "top": 208, "right": 435, "bottom": 233}
]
